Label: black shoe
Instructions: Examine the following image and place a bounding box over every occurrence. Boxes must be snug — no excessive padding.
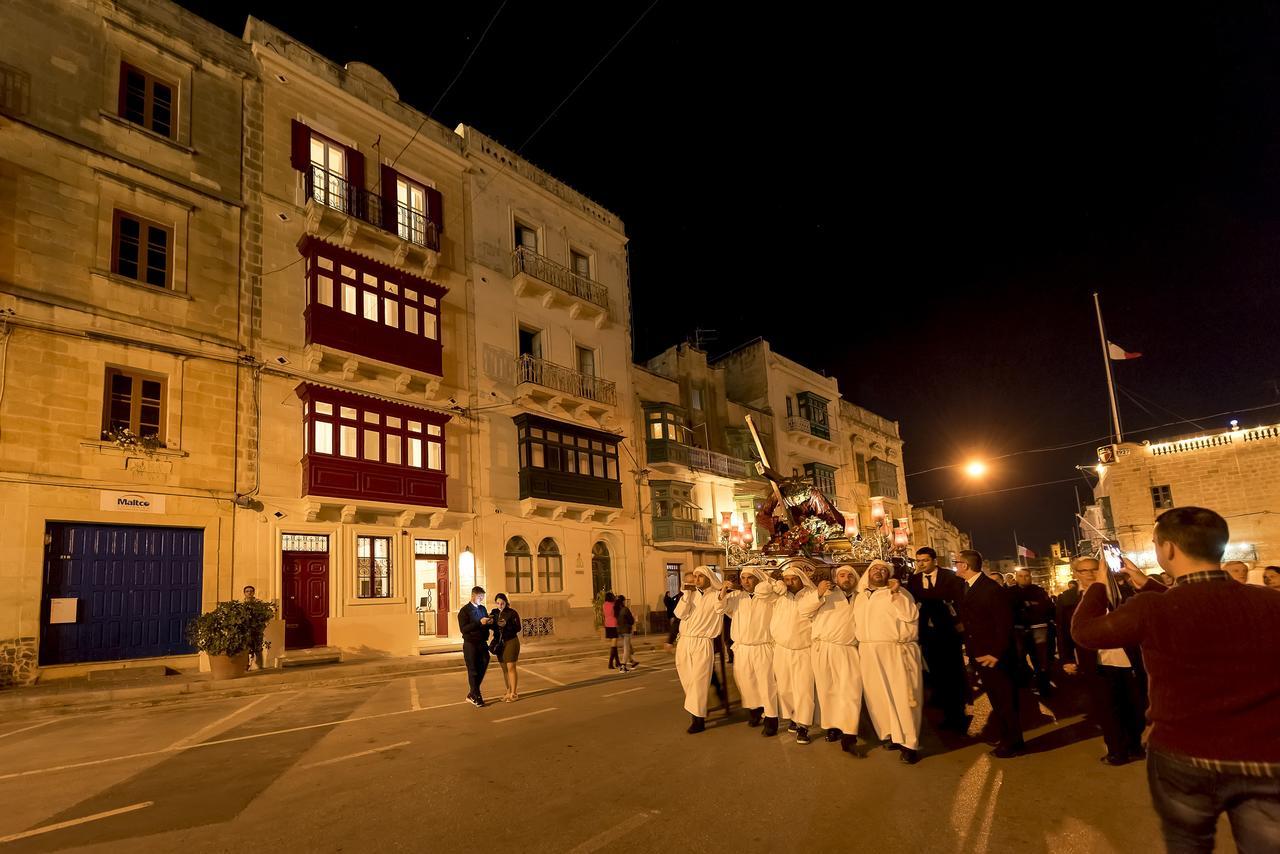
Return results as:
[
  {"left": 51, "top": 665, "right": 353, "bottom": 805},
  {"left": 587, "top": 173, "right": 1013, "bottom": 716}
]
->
[
  {"left": 841, "top": 734, "right": 859, "bottom": 755},
  {"left": 1129, "top": 745, "right": 1147, "bottom": 761},
  {"left": 761, "top": 717, "right": 779, "bottom": 737},
  {"left": 747, "top": 707, "right": 763, "bottom": 727},
  {"left": 900, "top": 748, "right": 921, "bottom": 765},
  {"left": 882, "top": 738, "right": 901, "bottom": 751},
  {"left": 1100, "top": 753, "right": 1129, "bottom": 766},
  {"left": 991, "top": 743, "right": 1024, "bottom": 759},
  {"left": 787, "top": 722, "right": 798, "bottom": 733},
  {"left": 687, "top": 715, "right": 706, "bottom": 734},
  {"left": 466, "top": 694, "right": 480, "bottom": 707},
  {"left": 825, "top": 728, "right": 843, "bottom": 743},
  {"left": 795, "top": 726, "right": 811, "bottom": 745},
  {"left": 474, "top": 697, "right": 486, "bottom": 708}
]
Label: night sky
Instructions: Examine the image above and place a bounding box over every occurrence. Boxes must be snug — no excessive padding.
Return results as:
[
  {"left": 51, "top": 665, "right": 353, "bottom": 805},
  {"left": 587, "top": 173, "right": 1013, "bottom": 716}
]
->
[{"left": 181, "top": 1, "right": 1280, "bottom": 556}]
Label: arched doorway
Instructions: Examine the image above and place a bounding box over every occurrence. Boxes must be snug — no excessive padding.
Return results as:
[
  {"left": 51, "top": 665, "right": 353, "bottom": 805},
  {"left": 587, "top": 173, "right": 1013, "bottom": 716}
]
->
[{"left": 590, "top": 541, "right": 612, "bottom": 597}]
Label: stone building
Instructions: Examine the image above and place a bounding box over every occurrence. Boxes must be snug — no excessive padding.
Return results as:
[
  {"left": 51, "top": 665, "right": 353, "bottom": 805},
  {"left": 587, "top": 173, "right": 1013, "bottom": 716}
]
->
[
  {"left": 839, "top": 400, "right": 910, "bottom": 544},
  {"left": 0, "top": 0, "right": 254, "bottom": 685},
  {"left": 910, "top": 502, "right": 972, "bottom": 566},
  {"left": 1091, "top": 423, "right": 1280, "bottom": 569}
]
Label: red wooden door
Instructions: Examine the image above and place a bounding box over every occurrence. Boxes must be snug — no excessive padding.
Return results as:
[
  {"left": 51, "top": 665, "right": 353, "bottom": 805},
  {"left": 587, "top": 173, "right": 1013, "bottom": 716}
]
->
[
  {"left": 435, "top": 561, "right": 450, "bottom": 637},
  {"left": 283, "top": 553, "right": 329, "bottom": 648}
]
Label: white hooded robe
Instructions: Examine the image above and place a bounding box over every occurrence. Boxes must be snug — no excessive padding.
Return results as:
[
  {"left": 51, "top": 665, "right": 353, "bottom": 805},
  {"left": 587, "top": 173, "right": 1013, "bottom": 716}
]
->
[
  {"left": 806, "top": 582, "right": 863, "bottom": 734},
  {"left": 769, "top": 562, "right": 819, "bottom": 727},
  {"left": 854, "top": 577, "right": 923, "bottom": 749},
  {"left": 674, "top": 566, "right": 725, "bottom": 717},
  {"left": 722, "top": 567, "right": 779, "bottom": 717}
]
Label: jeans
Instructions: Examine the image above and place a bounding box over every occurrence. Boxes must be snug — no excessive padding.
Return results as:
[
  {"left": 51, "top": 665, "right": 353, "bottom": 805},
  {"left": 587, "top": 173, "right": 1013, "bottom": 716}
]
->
[
  {"left": 463, "top": 642, "right": 489, "bottom": 698},
  {"left": 620, "top": 633, "right": 634, "bottom": 664},
  {"left": 1147, "top": 748, "right": 1280, "bottom": 853}
]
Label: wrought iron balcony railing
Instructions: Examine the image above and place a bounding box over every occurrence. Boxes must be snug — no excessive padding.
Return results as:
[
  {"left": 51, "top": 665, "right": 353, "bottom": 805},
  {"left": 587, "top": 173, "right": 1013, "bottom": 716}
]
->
[
  {"left": 516, "top": 354, "right": 617, "bottom": 406},
  {"left": 785, "top": 415, "right": 831, "bottom": 440},
  {"left": 645, "top": 438, "right": 756, "bottom": 479},
  {"left": 652, "top": 519, "right": 714, "bottom": 544},
  {"left": 305, "top": 167, "right": 440, "bottom": 251},
  {"left": 512, "top": 247, "right": 609, "bottom": 309}
]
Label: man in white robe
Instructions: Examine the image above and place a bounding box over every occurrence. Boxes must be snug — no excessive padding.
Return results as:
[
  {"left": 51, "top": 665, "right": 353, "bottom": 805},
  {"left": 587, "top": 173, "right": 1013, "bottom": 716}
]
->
[
  {"left": 855, "top": 559, "right": 924, "bottom": 764},
  {"left": 721, "top": 565, "right": 780, "bottom": 736},
  {"left": 806, "top": 564, "right": 863, "bottom": 754},
  {"left": 769, "top": 559, "right": 820, "bottom": 744},
  {"left": 674, "top": 565, "right": 725, "bottom": 733}
]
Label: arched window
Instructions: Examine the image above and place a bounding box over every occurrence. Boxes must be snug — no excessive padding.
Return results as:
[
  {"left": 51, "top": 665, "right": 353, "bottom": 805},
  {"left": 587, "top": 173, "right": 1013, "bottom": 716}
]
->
[
  {"left": 505, "top": 537, "right": 532, "bottom": 593},
  {"left": 538, "top": 538, "right": 563, "bottom": 593},
  {"left": 590, "top": 540, "right": 612, "bottom": 597}
]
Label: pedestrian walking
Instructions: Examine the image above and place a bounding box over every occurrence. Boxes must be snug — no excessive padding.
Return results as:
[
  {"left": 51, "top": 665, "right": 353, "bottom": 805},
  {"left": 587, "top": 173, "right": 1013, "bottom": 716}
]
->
[
  {"left": 720, "top": 566, "right": 780, "bottom": 735},
  {"left": 1074, "top": 507, "right": 1280, "bottom": 853},
  {"left": 768, "top": 560, "right": 820, "bottom": 745},
  {"left": 805, "top": 564, "right": 862, "bottom": 753},
  {"left": 458, "top": 586, "right": 494, "bottom": 707},
  {"left": 603, "top": 592, "right": 620, "bottom": 670},
  {"left": 907, "top": 547, "right": 969, "bottom": 731},
  {"left": 614, "top": 595, "right": 638, "bottom": 672},
  {"left": 855, "top": 560, "right": 924, "bottom": 764},
  {"left": 1060, "top": 558, "right": 1148, "bottom": 766},
  {"left": 673, "top": 567, "right": 726, "bottom": 733},
  {"left": 493, "top": 593, "right": 522, "bottom": 702},
  {"left": 955, "top": 549, "right": 1024, "bottom": 758},
  {"left": 1010, "top": 568, "right": 1055, "bottom": 696}
]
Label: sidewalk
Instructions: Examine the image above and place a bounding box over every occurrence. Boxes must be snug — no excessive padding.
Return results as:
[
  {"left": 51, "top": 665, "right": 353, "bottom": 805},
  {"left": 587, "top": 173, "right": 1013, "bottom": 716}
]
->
[{"left": 0, "top": 635, "right": 670, "bottom": 713}]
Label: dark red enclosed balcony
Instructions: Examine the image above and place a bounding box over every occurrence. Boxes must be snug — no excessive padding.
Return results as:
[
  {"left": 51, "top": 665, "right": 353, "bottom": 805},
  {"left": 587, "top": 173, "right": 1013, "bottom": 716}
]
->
[
  {"left": 297, "top": 383, "right": 450, "bottom": 508},
  {"left": 300, "top": 235, "right": 447, "bottom": 376}
]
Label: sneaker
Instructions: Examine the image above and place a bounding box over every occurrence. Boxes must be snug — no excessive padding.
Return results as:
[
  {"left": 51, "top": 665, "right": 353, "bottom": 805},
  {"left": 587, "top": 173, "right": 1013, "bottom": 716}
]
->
[
  {"left": 824, "top": 728, "right": 842, "bottom": 743},
  {"left": 795, "top": 726, "right": 811, "bottom": 745},
  {"left": 466, "top": 695, "right": 480, "bottom": 707},
  {"left": 620, "top": 665, "right": 630, "bottom": 673},
  {"left": 787, "top": 722, "right": 798, "bottom": 734}
]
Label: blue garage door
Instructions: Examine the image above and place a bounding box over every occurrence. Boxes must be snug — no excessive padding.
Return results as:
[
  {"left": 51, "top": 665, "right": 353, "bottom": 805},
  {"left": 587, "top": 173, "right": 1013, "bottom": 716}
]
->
[{"left": 40, "top": 523, "right": 203, "bottom": 665}]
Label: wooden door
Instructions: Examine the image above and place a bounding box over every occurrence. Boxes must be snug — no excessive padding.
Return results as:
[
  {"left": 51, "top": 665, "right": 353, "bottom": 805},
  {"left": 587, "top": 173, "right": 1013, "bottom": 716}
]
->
[
  {"left": 283, "top": 553, "right": 328, "bottom": 648},
  {"left": 435, "top": 561, "right": 450, "bottom": 637}
]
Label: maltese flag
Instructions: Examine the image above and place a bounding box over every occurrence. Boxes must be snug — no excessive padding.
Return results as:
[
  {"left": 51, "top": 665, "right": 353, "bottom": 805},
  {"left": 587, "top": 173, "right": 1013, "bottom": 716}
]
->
[{"left": 1107, "top": 341, "right": 1142, "bottom": 360}]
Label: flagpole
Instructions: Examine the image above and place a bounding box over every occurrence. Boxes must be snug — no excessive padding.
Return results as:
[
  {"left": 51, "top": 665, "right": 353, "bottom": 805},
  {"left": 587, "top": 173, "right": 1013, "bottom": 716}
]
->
[
  {"left": 1014, "top": 529, "right": 1021, "bottom": 568},
  {"left": 1092, "top": 292, "right": 1124, "bottom": 444}
]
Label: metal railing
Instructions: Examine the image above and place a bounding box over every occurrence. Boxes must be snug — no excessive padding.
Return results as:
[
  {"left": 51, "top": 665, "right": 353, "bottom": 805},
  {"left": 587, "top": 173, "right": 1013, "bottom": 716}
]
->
[
  {"left": 512, "top": 247, "right": 609, "bottom": 309},
  {"left": 305, "top": 167, "right": 440, "bottom": 251},
  {"left": 645, "top": 439, "right": 756, "bottom": 479},
  {"left": 516, "top": 354, "right": 617, "bottom": 405},
  {"left": 785, "top": 415, "right": 831, "bottom": 440},
  {"left": 652, "top": 519, "right": 714, "bottom": 544}
]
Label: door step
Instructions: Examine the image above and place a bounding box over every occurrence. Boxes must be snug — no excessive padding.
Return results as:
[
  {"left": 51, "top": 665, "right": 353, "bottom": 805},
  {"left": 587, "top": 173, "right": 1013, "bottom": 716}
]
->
[
  {"left": 279, "top": 647, "right": 342, "bottom": 668},
  {"left": 86, "top": 665, "right": 181, "bottom": 682}
]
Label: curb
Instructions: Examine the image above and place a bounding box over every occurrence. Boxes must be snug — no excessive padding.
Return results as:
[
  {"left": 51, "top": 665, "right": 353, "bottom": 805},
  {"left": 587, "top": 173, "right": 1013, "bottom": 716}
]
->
[{"left": 0, "top": 637, "right": 669, "bottom": 713}]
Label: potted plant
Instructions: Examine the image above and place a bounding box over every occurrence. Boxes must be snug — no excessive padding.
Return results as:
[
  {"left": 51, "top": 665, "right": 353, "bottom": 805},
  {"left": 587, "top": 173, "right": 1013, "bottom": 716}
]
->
[{"left": 186, "top": 599, "right": 277, "bottom": 679}]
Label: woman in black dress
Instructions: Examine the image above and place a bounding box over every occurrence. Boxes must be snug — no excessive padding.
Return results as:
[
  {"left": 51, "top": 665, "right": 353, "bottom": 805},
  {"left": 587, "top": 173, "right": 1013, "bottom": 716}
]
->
[{"left": 494, "top": 593, "right": 522, "bottom": 702}]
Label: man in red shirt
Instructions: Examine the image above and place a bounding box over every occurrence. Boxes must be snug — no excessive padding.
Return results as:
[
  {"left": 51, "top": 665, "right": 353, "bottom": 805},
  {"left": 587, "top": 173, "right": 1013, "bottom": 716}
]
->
[{"left": 1073, "top": 507, "right": 1280, "bottom": 853}]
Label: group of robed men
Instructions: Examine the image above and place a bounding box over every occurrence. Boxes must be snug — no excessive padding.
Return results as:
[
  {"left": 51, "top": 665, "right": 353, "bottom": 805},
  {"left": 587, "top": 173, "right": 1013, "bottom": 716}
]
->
[{"left": 673, "top": 558, "right": 926, "bottom": 764}]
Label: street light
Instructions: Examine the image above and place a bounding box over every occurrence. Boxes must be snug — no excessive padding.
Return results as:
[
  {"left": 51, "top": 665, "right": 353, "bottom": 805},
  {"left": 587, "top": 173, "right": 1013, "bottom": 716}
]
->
[{"left": 964, "top": 460, "right": 987, "bottom": 478}]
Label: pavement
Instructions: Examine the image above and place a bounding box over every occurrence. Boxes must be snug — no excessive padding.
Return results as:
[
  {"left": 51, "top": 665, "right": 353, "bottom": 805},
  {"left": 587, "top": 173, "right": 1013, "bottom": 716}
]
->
[{"left": 0, "top": 651, "right": 1242, "bottom": 853}]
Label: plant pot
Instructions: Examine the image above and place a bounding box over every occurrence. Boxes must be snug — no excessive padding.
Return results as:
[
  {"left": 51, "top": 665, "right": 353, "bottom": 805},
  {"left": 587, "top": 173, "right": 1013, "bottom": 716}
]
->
[{"left": 208, "top": 651, "right": 249, "bottom": 680}]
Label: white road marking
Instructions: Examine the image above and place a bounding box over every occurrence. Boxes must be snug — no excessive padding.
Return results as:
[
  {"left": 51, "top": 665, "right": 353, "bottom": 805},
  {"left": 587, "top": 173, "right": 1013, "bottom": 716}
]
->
[
  {"left": 567, "top": 812, "right": 652, "bottom": 854},
  {"left": 301, "top": 740, "right": 410, "bottom": 769},
  {"left": 167, "top": 693, "right": 277, "bottom": 750},
  {"left": 491, "top": 707, "right": 556, "bottom": 724},
  {"left": 408, "top": 677, "right": 421, "bottom": 711},
  {"left": 0, "top": 717, "right": 74, "bottom": 741},
  {"left": 520, "top": 666, "right": 566, "bottom": 686},
  {"left": 0, "top": 801, "right": 153, "bottom": 843},
  {"left": 602, "top": 687, "right": 645, "bottom": 698}
]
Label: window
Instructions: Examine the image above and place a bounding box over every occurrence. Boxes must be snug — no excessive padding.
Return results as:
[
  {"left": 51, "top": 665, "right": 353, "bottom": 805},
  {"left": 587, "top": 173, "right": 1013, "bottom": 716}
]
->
[
  {"left": 690, "top": 385, "right": 704, "bottom": 412},
  {"left": 396, "top": 176, "right": 428, "bottom": 245},
  {"left": 515, "top": 222, "right": 538, "bottom": 252},
  {"left": 516, "top": 415, "right": 620, "bottom": 482},
  {"left": 538, "top": 538, "right": 563, "bottom": 593},
  {"left": 518, "top": 326, "right": 543, "bottom": 359},
  {"left": 651, "top": 481, "right": 700, "bottom": 522},
  {"left": 299, "top": 385, "right": 446, "bottom": 474},
  {"left": 118, "top": 63, "right": 175, "bottom": 138},
  {"left": 804, "top": 463, "right": 837, "bottom": 497},
  {"left": 505, "top": 537, "right": 533, "bottom": 593},
  {"left": 785, "top": 396, "right": 793, "bottom": 417},
  {"left": 111, "top": 211, "right": 171, "bottom": 288},
  {"left": 796, "top": 392, "right": 831, "bottom": 439},
  {"left": 576, "top": 345, "right": 596, "bottom": 378},
  {"left": 1151, "top": 485, "right": 1174, "bottom": 510},
  {"left": 102, "top": 368, "right": 166, "bottom": 443},
  {"left": 645, "top": 405, "right": 687, "bottom": 442},
  {"left": 867, "top": 457, "right": 899, "bottom": 499},
  {"left": 855, "top": 452, "right": 868, "bottom": 483},
  {"left": 570, "top": 250, "right": 590, "bottom": 279},
  {"left": 309, "top": 131, "right": 348, "bottom": 212},
  {"left": 356, "top": 535, "right": 392, "bottom": 598}
]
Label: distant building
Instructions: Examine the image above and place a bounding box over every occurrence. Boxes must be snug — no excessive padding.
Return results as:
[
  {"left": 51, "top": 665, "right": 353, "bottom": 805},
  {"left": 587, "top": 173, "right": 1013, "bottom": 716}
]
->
[
  {"left": 910, "top": 503, "right": 972, "bottom": 567},
  {"left": 1090, "top": 422, "right": 1280, "bottom": 570}
]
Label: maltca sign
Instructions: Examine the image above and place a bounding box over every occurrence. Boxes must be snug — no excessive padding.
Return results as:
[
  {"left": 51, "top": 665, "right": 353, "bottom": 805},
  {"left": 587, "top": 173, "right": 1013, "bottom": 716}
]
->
[{"left": 99, "top": 490, "right": 167, "bottom": 514}]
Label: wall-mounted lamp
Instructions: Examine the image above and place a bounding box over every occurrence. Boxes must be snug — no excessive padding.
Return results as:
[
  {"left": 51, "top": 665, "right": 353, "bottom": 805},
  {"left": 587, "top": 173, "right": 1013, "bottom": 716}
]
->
[{"left": 459, "top": 546, "right": 476, "bottom": 590}]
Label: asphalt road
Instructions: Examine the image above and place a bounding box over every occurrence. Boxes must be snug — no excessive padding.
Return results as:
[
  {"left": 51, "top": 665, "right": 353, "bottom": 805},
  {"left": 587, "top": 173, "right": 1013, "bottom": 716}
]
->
[{"left": 0, "top": 650, "right": 1240, "bottom": 853}]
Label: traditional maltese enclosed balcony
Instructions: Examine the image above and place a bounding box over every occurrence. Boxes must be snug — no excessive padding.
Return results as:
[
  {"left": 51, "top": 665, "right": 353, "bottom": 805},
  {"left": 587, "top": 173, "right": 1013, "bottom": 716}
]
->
[{"left": 511, "top": 247, "right": 610, "bottom": 327}]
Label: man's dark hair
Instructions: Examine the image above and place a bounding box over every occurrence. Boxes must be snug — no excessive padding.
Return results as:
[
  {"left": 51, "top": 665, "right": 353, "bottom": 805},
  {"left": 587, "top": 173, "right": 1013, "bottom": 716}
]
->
[
  {"left": 1153, "top": 506, "right": 1229, "bottom": 563},
  {"left": 604, "top": 592, "right": 616, "bottom": 602},
  {"left": 471, "top": 586, "right": 485, "bottom": 595},
  {"left": 958, "top": 549, "right": 984, "bottom": 571},
  {"left": 916, "top": 547, "right": 938, "bottom": 560},
  {"left": 1067, "top": 580, "right": 1079, "bottom": 589}
]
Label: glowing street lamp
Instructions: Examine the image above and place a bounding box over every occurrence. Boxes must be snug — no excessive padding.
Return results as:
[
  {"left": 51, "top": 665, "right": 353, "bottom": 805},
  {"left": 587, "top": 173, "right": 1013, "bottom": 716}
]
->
[{"left": 964, "top": 460, "right": 987, "bottom": 478}]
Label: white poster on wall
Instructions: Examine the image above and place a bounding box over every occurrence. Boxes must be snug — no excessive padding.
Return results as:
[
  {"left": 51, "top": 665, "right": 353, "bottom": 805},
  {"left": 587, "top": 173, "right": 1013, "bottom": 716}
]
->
[{"left": 99, "top": 490, "right": 167, "bottom": 514}]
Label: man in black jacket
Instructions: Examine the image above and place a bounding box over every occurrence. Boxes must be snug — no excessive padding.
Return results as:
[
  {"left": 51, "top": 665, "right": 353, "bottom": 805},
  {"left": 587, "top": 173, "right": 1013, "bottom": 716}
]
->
[
  {"left": 906, "top": 547, "right": 970, "bottom": 730},
  {"left": 955, "top": 549, "right": 1024, "bottom": 758},
  {"left": 458, "top": 586, "right": 494, "bottom": 707},
  {"left": 1010, "top": 568, "right": 1055, "bottom": 696}
]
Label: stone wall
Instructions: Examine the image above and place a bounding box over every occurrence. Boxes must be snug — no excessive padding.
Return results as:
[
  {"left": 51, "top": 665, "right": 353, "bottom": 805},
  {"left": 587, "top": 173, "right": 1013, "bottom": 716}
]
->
[{"left": 0, "top": 637, "right": 38, "bottom": 688}]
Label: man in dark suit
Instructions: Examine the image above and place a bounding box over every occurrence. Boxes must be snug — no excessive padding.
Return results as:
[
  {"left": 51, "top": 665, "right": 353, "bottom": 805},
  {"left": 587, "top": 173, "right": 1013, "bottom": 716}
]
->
[
  {"left": 907, "top": 547, "right": 970, "bottom": 730},
  {"left": 955, "top": 548, "right": 1024, "bottom": 757},
  {"left": 458, "top": 585, "right": 494, "bottom": 707}
]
